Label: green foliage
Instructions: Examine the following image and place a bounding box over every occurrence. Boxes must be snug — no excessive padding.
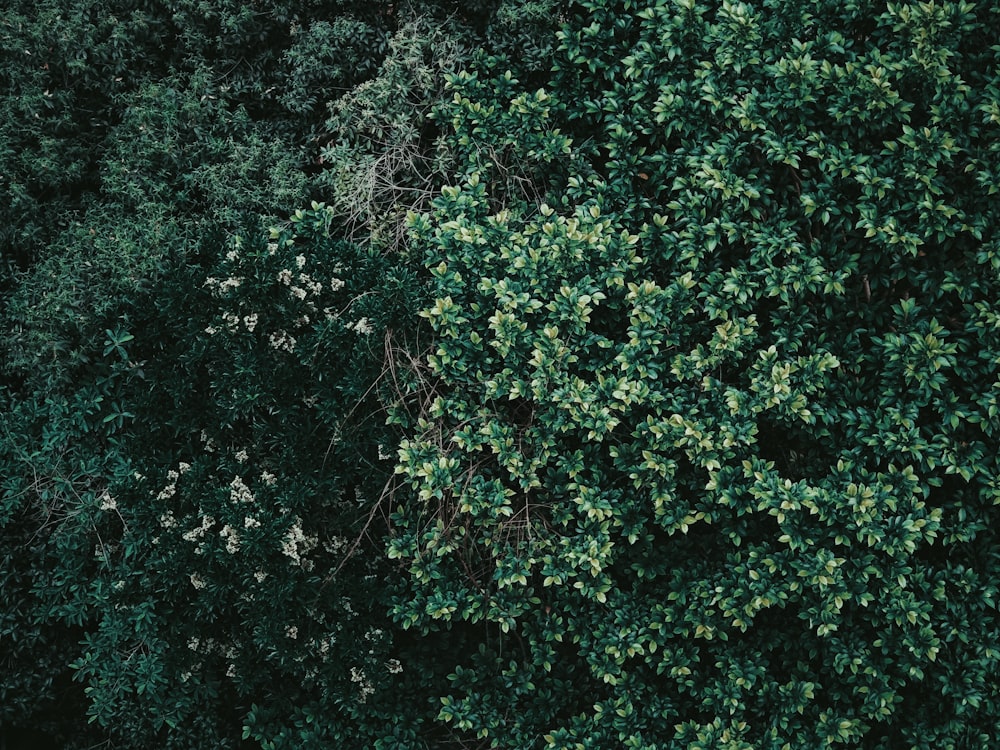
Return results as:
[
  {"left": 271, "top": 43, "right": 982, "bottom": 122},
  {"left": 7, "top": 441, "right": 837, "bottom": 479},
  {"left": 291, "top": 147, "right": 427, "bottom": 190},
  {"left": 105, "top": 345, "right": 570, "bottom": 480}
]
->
[
  {"left": 393, "top": 0, "right": 1000, "bottom": 746},
  {"left": 68, "top": 205, "right": 426, "bottom": 747},
  {"left": 7, "top": 0, "right": 998, "bottom": 747},
  {"left": 1, "top": 0, "right": 565, "bottom": 744},
  {"left": 2, "top": 205, "right": 433, "bottom": 747}
]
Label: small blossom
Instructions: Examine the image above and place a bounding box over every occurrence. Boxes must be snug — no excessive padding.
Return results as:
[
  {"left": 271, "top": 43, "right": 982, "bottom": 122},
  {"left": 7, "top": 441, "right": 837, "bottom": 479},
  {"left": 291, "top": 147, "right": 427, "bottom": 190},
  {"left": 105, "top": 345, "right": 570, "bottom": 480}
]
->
[
  {"left": 230, "top": 475, "right": 254, "bottom": 504},
  {"left": 260, "top": 471, "right": 277, "bottom": 486},
  {"left": 295, "top": 254, "right": 306, "bottom": 269},
  {"left": 220, "top": 524, "right": 240, "bottom": 554},
  {"left": 268, "top": 331, "right": 296, "bottom": 353},
  {"left": 178, "top": 462, "right": 191, "bottom": 474},
  {"left": 183, "top": 515, "right": 215, "bottom": 543},
  {"left": 225, "top": 249, "right": 239, "bottom": 262},
  {"left": 235, "top": 449, "right": 249, "bottom": 464},
  {"left": 254, "top": 570, "right": 268, "bottom": 582},
  {"left": 244, "top": 516, "right": 260, "bottom": 529},
  {"left": 167, "top": 469, "right": 180, "bottom": 482},
  {"left": 281, "top": 517, "right": 317, "bottom": 566},
  {"left": 285, "top": 625, "right": 298, "bottom": 639},
  {"left": 289, "top": 286, "right": 307, "bottom": 301},
  {"left": 298, "top": 273, "right": 322, "bottom": 295},
  {"left": 267, "top": 242, "right": 278, "bottom": 255},
  {"left": 98, "top": 491, "right": 117, "bottom": 511},
  {"left": 329, "top": 277, "right": 345, "bottom": 292},
  {"left": 190, "top": 573, "right": 206, "bottom": 590},
  {"left": 386, "top": 659, "right": 403, "bottom": 674},
  {"left": 201, "top": 431, "right": 217, "bottom": 452},
  {"left": 277, "top": 269, "right": 293, "bottom": 285},
  {"left": 351, "top": 318, "right": 373, "bottom": 335},
  {"left": 243, "top": 314, "right": 258, "bottom": 332}
]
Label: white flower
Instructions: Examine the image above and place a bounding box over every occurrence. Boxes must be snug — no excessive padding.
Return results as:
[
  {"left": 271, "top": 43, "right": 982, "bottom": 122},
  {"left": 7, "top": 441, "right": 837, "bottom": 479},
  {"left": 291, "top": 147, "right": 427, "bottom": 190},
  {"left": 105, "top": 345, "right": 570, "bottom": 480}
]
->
[
  {"left": 220, "top": 524, "right": 240, "bottom": 554},
  {"left": 98, "top": 491, "right": 117, "bottom": 511},
  {"left": 254, "top": 570, "right": 268, "bottom": 582},
  {"left": 190, "top": 573, "right": 206, "bottom": 590},
  {"left": 267, "top": 242, "right": 278, "bottom": 255},
  {"left": 268, "top": 331, "right": 296, "bottom": 353},
  {"left": 351, "top": 318, "right": 373, "bottom": 335},
  {"left": 386, "top": 659, "right": 403, "bottom": 674},
  {"left": 243, "top": 314, "right": 258, "bottom": 332},
  {"left": 235, "top": 449, "right": 249, "bottom": 464},
  {"left": 156, "top": 484, "right": 176, "bottom": 501},
  {"left": 178, "top": 462, "right": 191, "bottom": 474},
  {"left": 244, "top": 516, "right": 260, "bottom": 529},
  {"left": 285, "top": 625, "right": 298, "bottom": 639},
  {"left": 290, "top": 286, "right": 307, "bottom": 300},
  {"left": 226, "top": 249, "right": 239, "bottom": 262},
  {"left": 329, "top": 277, "right": 345, "bottom": 292},
  {"left": 260, "top": 471, "right": 277, "bottom": 486},
  {"left": 295, "top": 254, "right": 306, "bottom": 269},
  {"left": 281, "top": 517, "right": 317, "bottom": 566},
  {"left": 219, "top": 277, "right": 242, "bottom": 292},
  {"left": 230, "top": 475, "right": 254, "bottom": 504},
  {"left": 277, "top": 269, "right": 293, "bottom": 285},
  {"left": 298, "top": 273, "right": 322, "bottom": 295},
  {"left": 205, "top": 325, "right": 218, "bottom": 335},
  {"left": 159, "top": 512, "right": 177, "bottom": 529}
]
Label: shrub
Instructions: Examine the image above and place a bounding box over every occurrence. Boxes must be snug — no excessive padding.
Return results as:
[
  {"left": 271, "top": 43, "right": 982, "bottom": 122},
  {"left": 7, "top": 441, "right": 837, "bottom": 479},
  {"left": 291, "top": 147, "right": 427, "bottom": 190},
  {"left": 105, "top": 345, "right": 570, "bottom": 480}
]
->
[{"left": 393, "top": 1, "right": 1000, "bottom": 747}]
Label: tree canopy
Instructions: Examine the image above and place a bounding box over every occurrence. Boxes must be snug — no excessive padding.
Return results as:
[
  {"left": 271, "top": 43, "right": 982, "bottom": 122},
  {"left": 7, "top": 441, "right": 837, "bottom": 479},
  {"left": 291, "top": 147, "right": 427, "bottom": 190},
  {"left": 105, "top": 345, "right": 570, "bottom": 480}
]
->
[{"left": 2, "top": 1, "right": 999, "bottom": 748}]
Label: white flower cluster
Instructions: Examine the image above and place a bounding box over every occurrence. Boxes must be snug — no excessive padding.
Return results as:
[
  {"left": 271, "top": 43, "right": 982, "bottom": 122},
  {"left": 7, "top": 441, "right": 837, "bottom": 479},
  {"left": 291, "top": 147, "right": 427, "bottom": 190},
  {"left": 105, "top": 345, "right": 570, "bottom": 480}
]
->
[
  {"left": 350, "top": 666, "right": 375, "bottom": 702},
  {"left": 182, "top": 514, "right": 216, "bottom": 554},
  {"left": 200, "top": 431, "right": 217, "bottom": 453},
  {"left": 323, "top": 536, "right": 349, "bottom": 555},
  {"left": 386, "top": 658, "right": 403, "bottom": 674},
  {"left": 203, "top": 276, "right": 243, "bottom": 295},
  {"left": 350, "top": 317, "right": 373, "bottom": 335},
  {"left": 220, "top": 524, "right": 240, "bottom": 554},
  {"left": 98, "top": 491, "right": 117, "bottom": 511},
  {"left": 281, "top": 517, "right": 318, "bottom": 568},
  {"left": 268, "top": 330, "right": 296, "bottom": 353},
  {"left": 230, "top": 475, "right": 254, "bottom": 504}
]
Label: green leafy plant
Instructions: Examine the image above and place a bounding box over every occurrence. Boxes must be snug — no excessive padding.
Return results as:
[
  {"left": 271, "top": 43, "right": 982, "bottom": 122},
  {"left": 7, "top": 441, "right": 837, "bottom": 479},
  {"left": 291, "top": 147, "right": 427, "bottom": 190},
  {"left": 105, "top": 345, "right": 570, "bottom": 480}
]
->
[{"left": 393, "top": 1, "right": 1000, "bottom": 747}]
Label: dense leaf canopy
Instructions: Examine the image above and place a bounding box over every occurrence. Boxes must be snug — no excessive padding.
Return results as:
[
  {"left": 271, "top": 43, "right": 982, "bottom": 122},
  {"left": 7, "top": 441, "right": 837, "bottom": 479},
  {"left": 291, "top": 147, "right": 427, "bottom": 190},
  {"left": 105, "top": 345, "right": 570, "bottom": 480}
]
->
[{"left": 2, "top": 1, "right": 999, "bottom": 748}]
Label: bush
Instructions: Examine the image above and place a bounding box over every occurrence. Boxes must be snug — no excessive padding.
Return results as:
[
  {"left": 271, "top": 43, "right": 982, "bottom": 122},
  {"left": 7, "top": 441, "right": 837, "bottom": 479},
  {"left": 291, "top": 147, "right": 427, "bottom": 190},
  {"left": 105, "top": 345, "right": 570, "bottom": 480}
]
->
[{"left": 393, "top": 1, "right": 1000, "bottom": 747}]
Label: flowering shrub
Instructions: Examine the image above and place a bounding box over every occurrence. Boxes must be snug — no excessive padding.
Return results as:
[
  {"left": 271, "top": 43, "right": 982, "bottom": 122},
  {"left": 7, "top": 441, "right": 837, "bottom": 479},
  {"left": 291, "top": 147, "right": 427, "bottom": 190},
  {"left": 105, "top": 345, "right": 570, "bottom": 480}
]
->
[{"left": 62, "top": 204, "right": 435, "bottom": 747}]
